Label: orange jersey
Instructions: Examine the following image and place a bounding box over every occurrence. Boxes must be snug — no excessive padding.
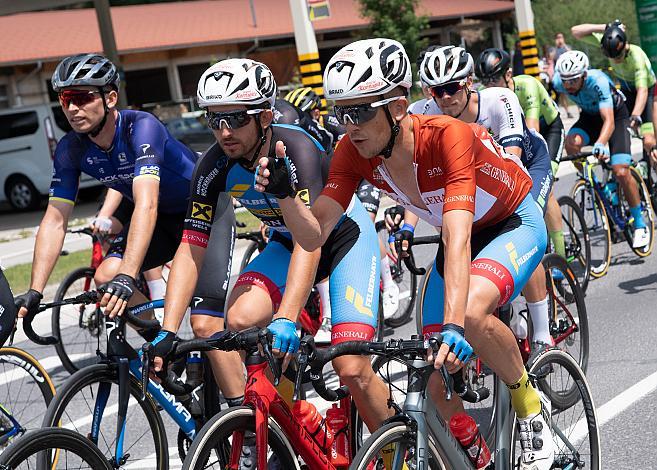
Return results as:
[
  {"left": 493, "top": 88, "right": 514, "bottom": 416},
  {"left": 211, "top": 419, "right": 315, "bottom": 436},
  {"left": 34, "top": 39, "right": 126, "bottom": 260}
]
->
[{"left": 322, "top": 114, "right": 533, "bottom": 231}]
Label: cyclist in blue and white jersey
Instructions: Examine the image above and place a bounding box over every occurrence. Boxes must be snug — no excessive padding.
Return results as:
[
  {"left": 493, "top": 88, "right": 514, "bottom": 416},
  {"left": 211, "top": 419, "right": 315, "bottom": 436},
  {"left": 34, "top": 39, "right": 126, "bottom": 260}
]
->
[{"left": 554, "top": 50, "right": 649, "bottom": 248}]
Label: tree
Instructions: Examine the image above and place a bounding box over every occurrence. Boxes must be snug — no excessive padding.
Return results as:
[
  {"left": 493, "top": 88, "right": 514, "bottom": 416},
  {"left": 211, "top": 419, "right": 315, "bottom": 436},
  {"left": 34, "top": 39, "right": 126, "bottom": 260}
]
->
[
  {"left": 532, "top": 0, "right": 638, "bottom": 68},
  {"left": 357, "top": 0, "right": 429, "bottom": 78}
]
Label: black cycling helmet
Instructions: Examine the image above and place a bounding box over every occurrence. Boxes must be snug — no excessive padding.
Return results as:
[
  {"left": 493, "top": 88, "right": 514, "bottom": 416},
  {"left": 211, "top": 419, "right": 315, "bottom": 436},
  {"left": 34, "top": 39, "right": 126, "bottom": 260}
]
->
[
  {"left": 600, "top": 24, "right": 627, "bottom": 59},
  {"left": 52, "top": 53, "right": 120, "bottom": 92},
  {"left": 0, "top": 269, "right": 17, "bottom": 348},
  {"left": 475, "top": 48, "right": 511, "bottom": 83},
  {"left": 284, "top": 87, "right": 321, "bottom": 113}
]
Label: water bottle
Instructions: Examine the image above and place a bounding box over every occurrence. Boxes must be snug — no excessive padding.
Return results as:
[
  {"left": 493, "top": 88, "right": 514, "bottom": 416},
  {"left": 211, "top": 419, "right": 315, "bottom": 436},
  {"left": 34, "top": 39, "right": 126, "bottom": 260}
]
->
[
  {"left": 293, "top": 401, "right": 334, "bottom": 450},
  {"left": 604, "top": 180, "right": 619, "bottom": 206},
  {"left": 637, "top": 160, "right": 650, "bottom": 180},
  {"left": 449, "top": 412, "right": 492, "bottom": 469},
  {"left": 185, "top": 351, "right": 203, "bottom": 389},
  {"left": 325, "top": 404, "right": 350, "bottom": 466}
]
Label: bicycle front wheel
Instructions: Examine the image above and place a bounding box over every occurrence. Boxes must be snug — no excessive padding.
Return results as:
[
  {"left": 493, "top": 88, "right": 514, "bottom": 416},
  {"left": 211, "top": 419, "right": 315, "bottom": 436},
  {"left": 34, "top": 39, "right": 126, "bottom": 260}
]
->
[
  {"left": 182, "top": 406, "right": 298, "bottom": 469},
  {"left": 620, "top": 165, "right": 655, "bottom": 257},
  {"left": 52, "top": 267, "right": 105, "bottom": 373},
  {"left": 0, "top": 347, "right": 56, "bottom": 453},
  {"left": 0, "top": 427, "right": 112, "bottom": 469},
  {"left": 239, "top": 241, "right": 260, "bottom": 273},
  {"left": 42, "top": 363, "right": 168, "bottom": 469},
  {"left": 511, "top": 349, "right": 600, "bottom": 470},
  {"left": 351, "top": 422, "right": 446, "bottom": 470},
  {"left": 557, "top": 195, "right": 591, "bottom": 293},
  {"left": 571, "top": 180, "right": 611, "bottom": 278}
]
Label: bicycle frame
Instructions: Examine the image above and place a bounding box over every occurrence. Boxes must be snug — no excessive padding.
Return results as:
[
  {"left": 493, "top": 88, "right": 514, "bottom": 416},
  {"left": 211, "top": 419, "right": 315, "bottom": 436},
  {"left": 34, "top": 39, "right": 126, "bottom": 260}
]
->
[
  {"left": 580, "top": 161, "right": 630, "bottom": 232},
  {"left": 86, "top": 299, "right": 198, "bottom": 466},
  {"left": 231, "top": 352, "right": 353, "bottom": 470}
]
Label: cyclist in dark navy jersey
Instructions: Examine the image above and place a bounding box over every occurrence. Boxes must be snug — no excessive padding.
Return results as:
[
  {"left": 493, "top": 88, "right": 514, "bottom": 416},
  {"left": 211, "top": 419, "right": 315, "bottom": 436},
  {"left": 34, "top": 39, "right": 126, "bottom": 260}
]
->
[{"left": 13, "top": 56, "right": 236, "bottom": 386}]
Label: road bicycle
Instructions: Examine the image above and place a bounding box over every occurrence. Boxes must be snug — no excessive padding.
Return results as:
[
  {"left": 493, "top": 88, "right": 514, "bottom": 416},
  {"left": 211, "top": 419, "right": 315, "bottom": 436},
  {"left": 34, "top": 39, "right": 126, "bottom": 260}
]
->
[
  {"left": 0, "top": 427, "right": 112, "bottom": 469},
  {"left": 556, "top": 195, "right": 591, "bottom": 294},
  {"left": 0, "top": 303, "right": 58, "bottom": 454},
  {"left": 349, "top": 336, "right": 600, "bottom": 469},
  {"left": 565, "top": 151, "right": 655, "bottom": 278},
  {"left": 150, "top": 328, "right": 401, "bottom": 469},
  {"left": 41, "top": 291, "right": 221, "bottom": 469},
  {"left": 628, "top": 127, "right": 657, "bottom": 215}
]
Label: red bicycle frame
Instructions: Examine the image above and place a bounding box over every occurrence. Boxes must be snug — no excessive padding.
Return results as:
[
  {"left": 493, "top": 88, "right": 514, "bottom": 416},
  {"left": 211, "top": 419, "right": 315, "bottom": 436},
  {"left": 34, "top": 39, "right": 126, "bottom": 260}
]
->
[{"left": 228, "top": 358, "right": 353, "bottom": 469}]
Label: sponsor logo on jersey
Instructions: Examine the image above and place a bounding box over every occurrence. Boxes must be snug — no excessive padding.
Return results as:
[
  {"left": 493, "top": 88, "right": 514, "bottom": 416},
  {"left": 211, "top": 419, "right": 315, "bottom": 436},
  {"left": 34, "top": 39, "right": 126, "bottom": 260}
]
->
[
  {"left": 138, "top": 165, "right": 160, "bottom": 177},
  {"left": 249, "top": 207, "right": 283, "bottom": 217},
  {"left": 191, "top": 202, "right": 213, "bottom": 222},
  {"left": 506, "top": 242, "right": 538, "bottom": 274},
  {"left": 228, "top": 183, "right": 251, "bottom": 198},
  {"left": 118, "top": 152, "right": 128, "bottom": 163},
  {"left": 343, "top": 255, "right": 377, "bottom": 317},
  {"left": 479, "top": 162, "right": 516, "bottom": 191},
  {"left": 500, "top": 95, "right": 516, "bottom": 128},
  {"left": 471, "top": 258, "right": 513, "bottom": 305},
  {"left": 296, "top": 188, "right": 310, "bottom": 205},
  {"left": 99, "top": 172, "right": 134, "bottom": 184},
  {"left": 427, "top": 166, "right": 443, "bottom": 178},
  {"left": 140, "top": 144, "right": 151, "bottom": 154},
  {"left": 181, "top": 229, "right": 209, "bottom": 248}
]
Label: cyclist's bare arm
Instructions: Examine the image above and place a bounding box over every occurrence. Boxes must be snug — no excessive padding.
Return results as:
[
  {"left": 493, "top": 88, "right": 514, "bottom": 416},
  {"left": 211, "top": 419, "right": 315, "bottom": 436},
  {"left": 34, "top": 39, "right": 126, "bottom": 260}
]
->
[
  {"left": 277, "top": 194, "right": 344, "bottom": 251},
  {"left": 597, "top": 107, "right": 616, "bottom": 147},
  {"left": 161, "top": 242, "right": 206, "bottom": 334},
  {"left": 525, "top": 117, "right": 540, "bottom": 132},
  {"left": 97, "top": 188, "right": 123, "bottom": 219},
  {"left": 275, "top": 242, "right": 321, "bottom": 322},
  {"left": 441, "top": 209, "right": 473, "bottom": 328},
  {"left": 505, "top": 145, "right": 523, "bottom": 158},
  {"left": 28, "top": 200, "right": 74, "bottom": 294},
  {"left": 632, "top": 87, "right": 649, "bottom": 118},
  {"left": 119, "top": 178, "right": 159, "bottom": 278},
  {"left": 571, "top": 23, "right": 605, "bottom": 39}
]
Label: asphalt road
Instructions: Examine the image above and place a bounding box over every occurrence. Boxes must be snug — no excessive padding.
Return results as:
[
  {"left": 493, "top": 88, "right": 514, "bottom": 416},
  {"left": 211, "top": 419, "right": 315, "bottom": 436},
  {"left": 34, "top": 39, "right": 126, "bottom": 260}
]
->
[{"left": 2, "top": 173, "right": 657, "bottom": 468}]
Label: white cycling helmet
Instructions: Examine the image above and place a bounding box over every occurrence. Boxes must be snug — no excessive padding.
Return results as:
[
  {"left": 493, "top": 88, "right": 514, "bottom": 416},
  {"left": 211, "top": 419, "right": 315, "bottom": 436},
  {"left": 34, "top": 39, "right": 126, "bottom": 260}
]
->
[
  {"left": 324, "top": 38, "right": 412, "bottom": 100},
  {"left": 419, "top": 46, "right": 474, "bottom": 86},
  {"left": 555, "top": 50, "right": 589, "bottom": 79},
  {"left": 197, "top": 59, "right": 276, "bottom": 108}
]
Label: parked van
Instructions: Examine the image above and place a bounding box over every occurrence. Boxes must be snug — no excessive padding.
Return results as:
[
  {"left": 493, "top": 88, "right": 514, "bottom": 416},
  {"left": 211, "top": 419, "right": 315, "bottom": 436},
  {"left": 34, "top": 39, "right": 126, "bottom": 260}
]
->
[{"left": 0, "top": 103, "right": 100, "bottom": 211}]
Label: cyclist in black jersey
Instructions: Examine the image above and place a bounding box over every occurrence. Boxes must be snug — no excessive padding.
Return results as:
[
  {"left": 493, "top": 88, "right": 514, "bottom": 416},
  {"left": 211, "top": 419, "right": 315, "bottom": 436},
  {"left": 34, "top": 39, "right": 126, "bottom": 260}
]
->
[
  {"left": 151, "top": 59, "right": 392, "bottom": 431},
  {"left": 13, "top": 55, "right": 235, "bottom": 362}
]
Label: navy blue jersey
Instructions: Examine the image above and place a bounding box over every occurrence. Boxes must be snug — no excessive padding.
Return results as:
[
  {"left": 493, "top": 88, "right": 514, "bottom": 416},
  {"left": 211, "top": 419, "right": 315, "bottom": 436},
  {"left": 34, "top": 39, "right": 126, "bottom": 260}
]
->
[
  {"left": 49, "top": 110, "right": 197, "bottom": 213},
  {"left": 182, "top": 124, "right": 329, "bottom": 248}
]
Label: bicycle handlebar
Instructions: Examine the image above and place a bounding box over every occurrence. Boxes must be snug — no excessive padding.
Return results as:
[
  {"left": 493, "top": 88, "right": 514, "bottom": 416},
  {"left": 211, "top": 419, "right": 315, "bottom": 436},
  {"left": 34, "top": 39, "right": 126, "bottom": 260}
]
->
[
  {"left": 559, "top": 151, "right": 594, "bottom": 163},
  {"left": 395, "top": 234, "right": 441, "bottom": 276}
]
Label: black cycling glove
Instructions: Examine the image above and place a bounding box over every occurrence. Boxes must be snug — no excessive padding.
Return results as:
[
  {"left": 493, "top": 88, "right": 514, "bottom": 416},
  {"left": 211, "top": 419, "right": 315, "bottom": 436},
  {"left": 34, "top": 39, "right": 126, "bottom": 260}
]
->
[
  {"left": 256, "top": 156, "right": 298, "bottom": 199},
  {"left": 384, "top": 205, "right": 406, "bottom": 232},
  {"left": 103, "top": 274, "right": 137, "bottom": 301},
  {"left": 14, "top": 289, "right": 43, "bottom": 317},
  {"left": 151, "top": 330, "right": 176, "bottom": 360}
]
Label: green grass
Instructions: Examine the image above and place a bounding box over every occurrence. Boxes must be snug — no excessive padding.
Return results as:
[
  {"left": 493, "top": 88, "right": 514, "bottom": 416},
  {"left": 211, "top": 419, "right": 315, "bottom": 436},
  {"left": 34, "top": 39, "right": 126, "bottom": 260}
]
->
[
  {"left": 236, "top": 209, "right": 263, "bottom": 233},
  {"left": 4, "top": 249, "right": 92, "bottom": 294}
]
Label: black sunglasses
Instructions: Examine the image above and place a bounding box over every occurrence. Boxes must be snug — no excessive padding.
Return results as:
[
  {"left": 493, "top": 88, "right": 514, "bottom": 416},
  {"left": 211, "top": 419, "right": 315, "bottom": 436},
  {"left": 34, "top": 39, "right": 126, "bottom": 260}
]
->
[
  {"left": 430, "top": 81, "right": 466, "bottom": 98},
  {"left": 333, "top": 96, "right": 401, "bottom": 125},
  {"left": 206, "top": 109, "right": 263, "bottom": 130}
]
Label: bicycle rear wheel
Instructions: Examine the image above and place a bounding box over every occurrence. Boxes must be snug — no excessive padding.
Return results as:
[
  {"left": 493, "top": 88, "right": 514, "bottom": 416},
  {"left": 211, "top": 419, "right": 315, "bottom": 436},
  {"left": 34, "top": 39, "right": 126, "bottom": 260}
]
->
[
  {"left": 557, "top": 195, "right": 591, "bottom": 293},
  {"left": 351, "top": 422, "right": 446, "bottom": 469},
  {"left": 52, "top": 267, "right": 105, "bottom": 373},
  {"left": 511, "top": 349, "right": 600, "bottom": 470},
  {"left": 239, "top": 240, "right": 260, "bottom": 274},
  {"left": 571, "top": 180, "right": 611, "bottom": 278},
  {"left": 619, "top": 166, "right": 655, "bottom": 257},
  {"left": 0, "top": 348, "right": 56, "bottom": 453},
  {"left": 0, "top": 427, "right": 112, "bottom": 469},
  {"left": 182, "top": 406, "right": 298, "bottom": 469}
]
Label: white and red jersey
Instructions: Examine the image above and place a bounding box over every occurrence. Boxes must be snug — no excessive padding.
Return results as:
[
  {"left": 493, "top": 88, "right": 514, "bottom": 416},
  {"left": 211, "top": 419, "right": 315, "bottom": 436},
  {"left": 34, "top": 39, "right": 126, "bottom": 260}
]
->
[{"left": 321, "top": 114, "right": 532, "bottom": 232}]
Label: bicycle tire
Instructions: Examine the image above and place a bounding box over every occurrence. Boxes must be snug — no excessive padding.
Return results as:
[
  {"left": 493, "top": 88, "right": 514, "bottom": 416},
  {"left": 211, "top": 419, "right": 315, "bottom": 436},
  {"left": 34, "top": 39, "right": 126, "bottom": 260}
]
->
[
  {"left": 239, "top": 241, "right": 259, "bottom": 273},
  {"left": 375, "top": 291, "right": 385, "bottom": 341},
  {"left": 0, "top": 427, "right": 112, "bottom": 469},
  {"left": 182, "top": 406, "right": 298, "bottom": 469},
  {"left": 42, "top": 363, "right": 169, "bottom": 469},
  {"left": 621, "top": 166, "right": 655, "bottom": 257},
  {"left": 350, "top": 421, "right": 446, "bottom": 469},
  {"left": 571, "top": 179, "right": 612, "bottom": 278},
  {"left": 511, "top": 349, "right": 600, "bottom": 470},
  {"left": 557, "top": 195, "right": 591, "bottom": 294},
  {"left": 51, "top": 266, "right": 105, "bottom": 374},
  {"left": 376, "top": 222, "right": 417, "bottom": 328},
  {"left": 0, "top": 347, "right": 56, "bottom": 452}
]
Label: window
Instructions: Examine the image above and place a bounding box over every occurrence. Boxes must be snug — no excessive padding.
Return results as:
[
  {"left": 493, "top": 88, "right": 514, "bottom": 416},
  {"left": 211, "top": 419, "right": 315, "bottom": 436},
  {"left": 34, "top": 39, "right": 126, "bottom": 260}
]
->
[
  {"left": 51, "top": 105, "right": 72, "bottom": 133},
  {"left": 0, "top": 111, "right": 38, "bottom": 140},
  {"left": 125, "top": 68, "right": 171, "bottom": 107},
  {"left": 0, "top": 85, "right": 8, "bottom": 109},
  {"left": 178, "top": 63, "right": 211, "bottom": 98}
]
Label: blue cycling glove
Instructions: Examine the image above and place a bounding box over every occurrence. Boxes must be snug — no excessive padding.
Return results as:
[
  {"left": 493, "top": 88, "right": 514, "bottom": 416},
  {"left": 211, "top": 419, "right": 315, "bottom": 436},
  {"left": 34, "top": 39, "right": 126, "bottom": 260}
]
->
[
  {"left": 592, "top": 142, "right": 609, "bottom": 159},
  {"left": 440, "top": 323, "right": 473, "bottom": 363},
  {"left": 268, "top": 318, "right": 300, "bottom": 354}
]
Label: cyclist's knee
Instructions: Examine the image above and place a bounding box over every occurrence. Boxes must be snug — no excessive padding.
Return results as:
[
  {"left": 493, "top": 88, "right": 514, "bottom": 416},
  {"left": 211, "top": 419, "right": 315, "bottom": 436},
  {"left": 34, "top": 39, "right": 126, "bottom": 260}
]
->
[
  {"left": 332, "top": 355, "right": 374, "bottom": 388},
  {"left": 94, "top": 258, "right": 120, "bottom": 285},
  {"left": 565, "top": 134, "right": 582, "bottom": 154},
  {"left": 191, "top": 314, "right": 225, "bottom": 338},
  {"left": 644, "top": 132, "right": 656, "bottom": 149},
  {"left": 612, "top": 164, "right": 630, "bottom": 179}
]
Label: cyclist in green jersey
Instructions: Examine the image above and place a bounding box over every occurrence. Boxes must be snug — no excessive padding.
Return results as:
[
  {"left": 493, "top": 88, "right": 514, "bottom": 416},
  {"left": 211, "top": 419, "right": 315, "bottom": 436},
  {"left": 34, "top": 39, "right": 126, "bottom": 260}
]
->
[
  {"left": 572, "top": 20, "right": 657, "bottom": 161},
  {"left": 475, "top": 48, "right": 568, "bottom": 262}
]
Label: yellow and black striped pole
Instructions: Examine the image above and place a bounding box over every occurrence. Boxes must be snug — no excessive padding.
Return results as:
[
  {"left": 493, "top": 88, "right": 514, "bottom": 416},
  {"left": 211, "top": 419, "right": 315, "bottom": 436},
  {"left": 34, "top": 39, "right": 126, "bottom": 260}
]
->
[
  {"left": 514, "top": 0, "right": 540, "bottom": 78},
  {"left": 289, "top": 0, "right": 327, "bottom": 112}
]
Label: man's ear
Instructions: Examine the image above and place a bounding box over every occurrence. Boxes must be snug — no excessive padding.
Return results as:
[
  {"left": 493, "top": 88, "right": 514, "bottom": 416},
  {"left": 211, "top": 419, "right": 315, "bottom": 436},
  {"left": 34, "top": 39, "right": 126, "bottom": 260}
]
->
[
  {"left": 105, "top": 90, "right": 119, "bottom": 109},
  {"left": 389, "top": 95, "right": 408, "bottom": 121},
  {"left": 259, "top": 109, "right": 274, "bottom": 127}
]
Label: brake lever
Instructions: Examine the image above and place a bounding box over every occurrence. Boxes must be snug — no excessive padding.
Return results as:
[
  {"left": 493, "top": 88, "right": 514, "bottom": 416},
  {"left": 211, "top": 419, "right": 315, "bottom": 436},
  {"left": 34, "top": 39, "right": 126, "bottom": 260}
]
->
[
  {"left": 294, "top": 338, "right": 311, "bottom": 401},
  {"left": 427, "top": 334, "right": 452, "bottom": 401},
  {"left": 140, "top": 342, "right": 151, "bottom": 401},
  {"left": 258, "top": 328, "right": 281, "bottom": 386}
]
